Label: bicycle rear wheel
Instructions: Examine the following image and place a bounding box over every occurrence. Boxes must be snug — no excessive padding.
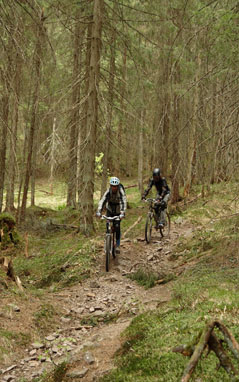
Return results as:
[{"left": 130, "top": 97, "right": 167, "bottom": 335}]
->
[
  {"left": 105, "top": 235, "right": 111, "bottom": 272},
  {"left": 159, "top": 211, "right": 171, "bottom": 238},
  {"left": 145, "top": 214, "right": 153, "bottom": 244}
]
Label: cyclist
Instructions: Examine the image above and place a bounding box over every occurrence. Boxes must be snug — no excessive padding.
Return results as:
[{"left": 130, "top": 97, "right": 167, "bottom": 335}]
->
[
  {"left": 96, "top": 177, "right": 127, "bottom": 254},
  {"left": 142, "top": 168, "right": 170, "bottom": 228}
]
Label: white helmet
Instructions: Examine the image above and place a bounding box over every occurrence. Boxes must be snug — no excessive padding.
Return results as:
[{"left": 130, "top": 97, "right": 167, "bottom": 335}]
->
[{"left": 109, "top": 177, "right": 120, "bottom": 186}]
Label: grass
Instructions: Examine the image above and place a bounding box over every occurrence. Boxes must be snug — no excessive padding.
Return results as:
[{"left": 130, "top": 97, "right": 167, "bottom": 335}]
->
[
  {"left": 33, "top": 303, "right": 57, "bottom": 333},
  {"left": 0, "top": 328, "right": 31, "bottom": 362},
  {"left": 99, "top": 182, "right": 239, "bottom": 382},
  {"left": 128, "top": 268, "right": 159, "bottom": 289},
  {"left": 32, "top": 361, "right": 68, "bottom": 382}
]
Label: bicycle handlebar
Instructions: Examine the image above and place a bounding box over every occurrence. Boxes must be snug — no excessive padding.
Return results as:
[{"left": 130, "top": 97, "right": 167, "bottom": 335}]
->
[
  {"left": 144, "top": 198, "right": 162, "bottom": 203},
  {"left": 101, "top": 215, "right": 121, "bottom": 221}
]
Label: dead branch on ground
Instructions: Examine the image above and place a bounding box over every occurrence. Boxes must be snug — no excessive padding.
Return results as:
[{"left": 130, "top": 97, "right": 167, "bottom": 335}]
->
[
  {"left": 0, "top": 257, "right": 24, "bottom": 292},
  {"left": 173, "top": 320, "right": 239, "bottom": 381},
  {"left": 122, "top": 216, "right": 142, "bottom": 238}
]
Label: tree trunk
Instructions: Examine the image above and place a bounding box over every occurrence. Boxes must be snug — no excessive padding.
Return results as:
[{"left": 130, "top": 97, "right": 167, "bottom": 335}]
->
[
  {"left": 67, "top": 10, "right": 84, "bottom": 208},
  {"left": 138, "top": 113, "right": 144, "bottom": 195},
  {"left": 101, "top": 9, "right": 116, "bottom": 196},
  {"left": 20, "top": 10, "right": 45, "bottom": 221},
  {"left": 78, "top": 18, "right": 92, "bottom": 204},
  {"left": 6, "top": 46, "right": 21, "bottom": 212},
  {"left": 79, "top": 0, "right": 103, "bottom": 234},
  {"left": 171, "top": 72, "right": 181, "bottom": 204},
  {"left": 0, "top": 95, "right": 9, "bottom": 212}
]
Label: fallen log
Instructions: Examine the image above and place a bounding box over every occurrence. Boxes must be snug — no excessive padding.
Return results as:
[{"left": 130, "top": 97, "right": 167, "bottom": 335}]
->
[
  {"left": 208, "top": 332, "right": 238, "bottom": 376},
  {"left": 122, "top": 216, "right": 142, "bottom": 238},
  {"left": 48, "top": 220, "right": 78, "bottom": 230},
  {"left": 174, "top": 321, "right": 239, "bottom": 381},
  {"left": 181, "top": 321, "right": 215, "bottom": 382},
  {"left": 215, "top": 320, "right": 239, "bottom": 361}
]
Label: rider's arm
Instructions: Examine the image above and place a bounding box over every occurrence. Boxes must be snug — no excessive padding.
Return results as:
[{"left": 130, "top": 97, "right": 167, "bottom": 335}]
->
[
  {"left": 142, "top": 178, "right": 153, "bottom": 199},
  {"left": 161, "top": 178, "right": 170, "bottom": 198},
  {"left": 97, "top": 189, "right": 110, "bottom": 214},
  {"left": 119, "top": 186, "right": 127, "bottom": 214}
]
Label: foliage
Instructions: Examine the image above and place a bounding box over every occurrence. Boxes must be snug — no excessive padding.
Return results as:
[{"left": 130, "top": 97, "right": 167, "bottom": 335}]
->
[
  {"left": 128, "top": 268, "right": 158, "bottom": 289},
  {"left": 32, "top": 361, "right": 68, "bottom": 382}
]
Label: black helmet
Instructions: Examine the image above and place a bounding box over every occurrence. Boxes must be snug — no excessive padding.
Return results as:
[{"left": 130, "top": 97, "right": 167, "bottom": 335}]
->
[{"left": 153, "top": 168, "right": 161, "bottom": 177}]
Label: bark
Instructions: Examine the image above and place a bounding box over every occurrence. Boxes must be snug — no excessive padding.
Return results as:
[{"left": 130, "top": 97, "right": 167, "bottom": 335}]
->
[
  {"left": 215, "top": 320, "right": 239, "bottom": 361},
  {"left": 31, "top": 132, "right": 38, "bottom": 206},
  {"left": 208, "top": 332, "right": 238, "bottom": 376},
  {"left": 67, "top": 10, "right": 84, "bottom": 208},
  {"left": 101, "top": 8, "right": 116, "bottom": 196},
  {"left": 78, "top": 19, "right": 92, "bottom": 204},
  {"left": 20, "top": 10, "right": 45, "bottom": 221},
  {"left": 138, "top": 114, "right": 144, "bottom": 195},
  {"left": 171, "top": 87, "right": 180, "bottom": 203},
  {"left": 181, "top": 321, "right": 215, "bottom": 382},
  {"left": 49, "top": 117, "right": 57, "bottom": 194},
  {"left": 184, "top": 53, "right": 200, "bottom": 195},
  {"left": 79, "top": 0, "right": 103, "bottom": 234},
  {"left": 117, "top": 45, "right": 127, "bottom": 173},
  {"left": 6, "top": 47, "right": 21, "bottom": 212},
  {"left": 0, "top": 95, "right": 8, "bottom": 212}
]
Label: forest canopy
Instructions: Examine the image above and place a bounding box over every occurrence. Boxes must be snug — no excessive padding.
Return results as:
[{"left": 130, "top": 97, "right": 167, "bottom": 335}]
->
[{"left": 1, "top": 0, "right": 239, "bottom": 231}]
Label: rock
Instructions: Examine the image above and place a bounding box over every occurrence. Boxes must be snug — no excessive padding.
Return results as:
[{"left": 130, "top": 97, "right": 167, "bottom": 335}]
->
[
  {"left": 32, "top": 342, "right": 44, "bottom": 349},
  {"left": 30, "top": 347, "right": 37, "bottom": 354},
  {"left": 60, "top": 317, "right": 71, "bottom": 323},
  {"left": 89, "top": 307, "right": 95, "bottom": 313},
  {"left": 93, "top": 311, "right": 104, "bottom": 317},
  {"left": 45, "top": 335, "right": 56, "bottom": 341},
  {"left": 71, "top": 307, "right": 84, "bottom": 314},
  {"left": 2, "top": 365, "right": 17, "bottom": 373},
  {"left": 164, "top": 250, "right": 171, "bottom": 255},
  {"left": 52, "top": 345, "right": 59, "bottom": 353},
  {"left": 84, "top": 351, "right": 95, "bottom": 364},
  {"left": 8, "top": 304, "right": 20, "bottom": 312},
  {"left": 147, "top": 254, "right": 154, "bottom": 261},
  {"left": 29, "top": 361, "right": 39, "bottom": 367},
  {"left": 82, "top": 341, "right": 94, "bottom": 348},
  {"left": 87, "top": 292, "right": 96, "bottom": 298},
  {"left": 90, "top": 281, "right": 100, "bottom": 289},
  {"left": 109, "top": 276, "right": 118, "bottom": 282},
  {"left": 3, "top": 375, "right": 14, "bottom": 382},
  {"left": 66, "top": 368, "right": 89, "bottom": 378}
]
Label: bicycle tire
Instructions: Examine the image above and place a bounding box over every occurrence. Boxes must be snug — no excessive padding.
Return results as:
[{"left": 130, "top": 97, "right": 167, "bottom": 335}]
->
[
  {"left": 105, "top": 235, "right": 111, "bottom": 272},
  {"left": 112, "top": 232, "right": 116, "bottom": 259},
  {"left": 145, "top": 214, "right": 153, "bottom": 244},
  {"left": 159, "top": 211, "right": 171, "bottom": 238}
]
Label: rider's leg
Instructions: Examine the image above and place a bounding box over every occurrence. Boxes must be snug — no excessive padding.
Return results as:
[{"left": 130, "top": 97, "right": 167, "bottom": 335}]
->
[
  {"left": 159, "top": 194, "right": 170, "bottom": 226},
  {"left": 115, "top": 221, "right": 121, "bottom": 246}
]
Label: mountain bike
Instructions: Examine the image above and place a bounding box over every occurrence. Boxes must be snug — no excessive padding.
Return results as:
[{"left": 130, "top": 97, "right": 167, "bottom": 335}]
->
[
  {"left": 101, "top": 215, "right": 120, "bottom": 272},
  {"left": 144, "top": 198, "right": 170, "bottom": 244}
]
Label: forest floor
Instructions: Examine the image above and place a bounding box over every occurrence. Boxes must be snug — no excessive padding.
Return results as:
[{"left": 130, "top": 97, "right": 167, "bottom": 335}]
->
[{"left": 0, "top": 217, "right": 196, "bottom": 382}]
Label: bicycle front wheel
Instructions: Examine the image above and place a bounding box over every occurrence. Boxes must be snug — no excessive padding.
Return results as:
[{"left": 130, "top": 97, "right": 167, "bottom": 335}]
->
[
  {"left": 145, "top": 214, "right": 153, "bottom": 244},
  {"left": 159, "top": 211, "right": 171, "bottom": 238},
  {"left": 105, "top": 235, "right": 111, "bottom": 272},
  {"left": 112, "top": 232, "right": 116, "bottom": 259}
]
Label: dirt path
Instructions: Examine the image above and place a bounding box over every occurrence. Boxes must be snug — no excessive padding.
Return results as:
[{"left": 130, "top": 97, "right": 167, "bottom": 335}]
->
[{"left": 0, "top": 221, "right": 194, "bottom": 382}]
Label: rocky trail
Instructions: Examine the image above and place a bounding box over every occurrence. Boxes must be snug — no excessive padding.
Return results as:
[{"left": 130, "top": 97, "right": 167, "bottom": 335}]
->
[{"left": 0, "top": 220, "right": 195, "bottom": 382}]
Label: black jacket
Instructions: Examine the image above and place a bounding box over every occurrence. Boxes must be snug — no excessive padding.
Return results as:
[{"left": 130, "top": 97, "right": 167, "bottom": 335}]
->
[
  {"left": 97, "top": 185, "right": 127, "bottom": 215},
  {"left": 142, "top": 177, "right": 170, "bottom": 199}
]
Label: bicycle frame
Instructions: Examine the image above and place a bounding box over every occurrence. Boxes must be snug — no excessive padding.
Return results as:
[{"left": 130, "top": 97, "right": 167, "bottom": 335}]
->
[
  {"left": 101, "top": 215, "right": 120, "bottom": 271},
  {"left": 145, "top": 198, "right": 161, "bottom": 225}
]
